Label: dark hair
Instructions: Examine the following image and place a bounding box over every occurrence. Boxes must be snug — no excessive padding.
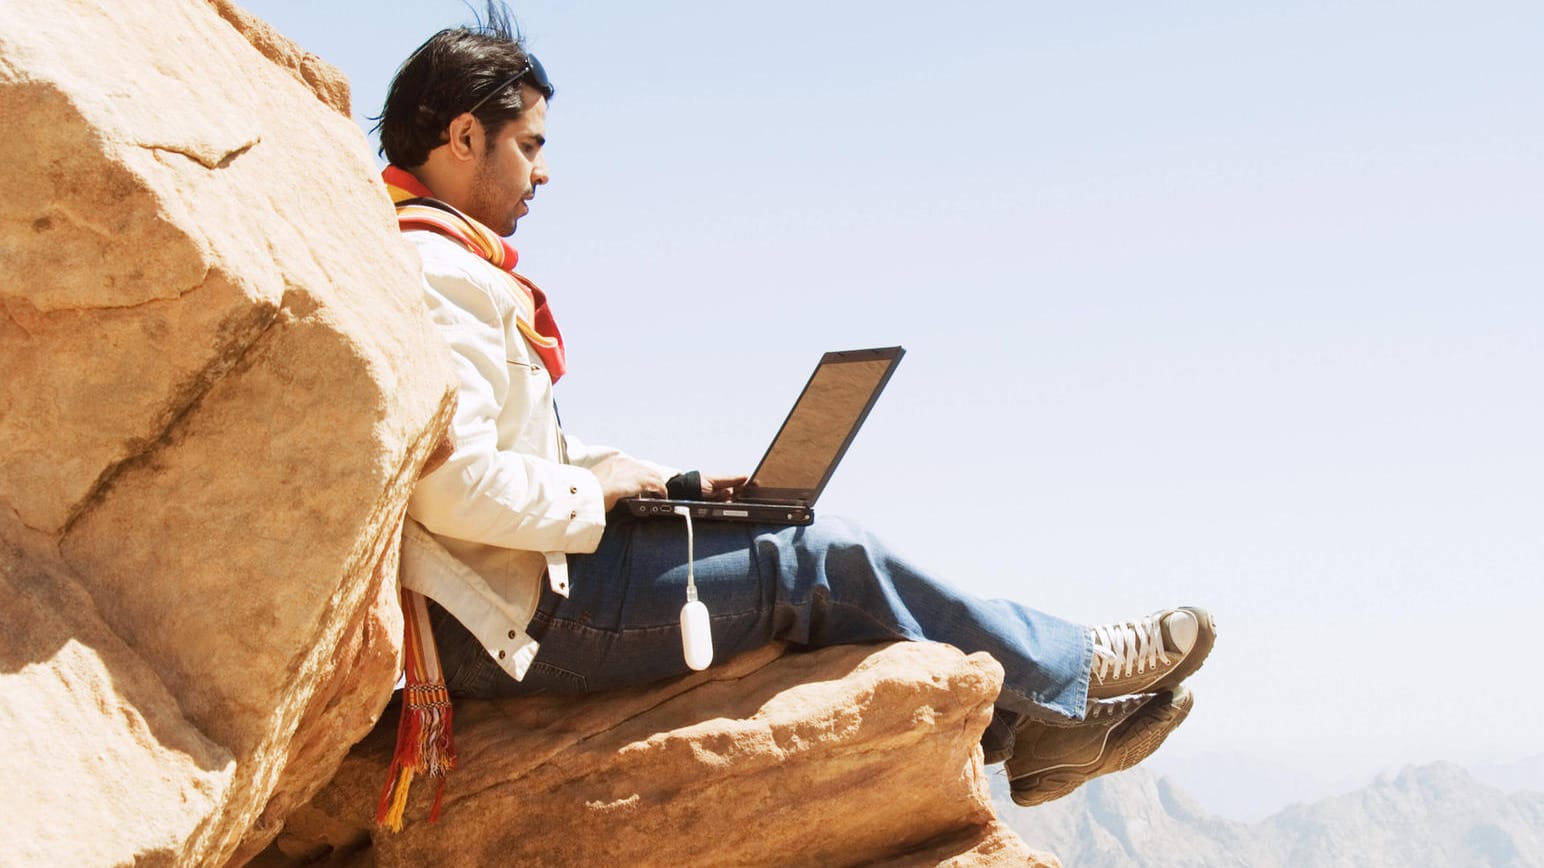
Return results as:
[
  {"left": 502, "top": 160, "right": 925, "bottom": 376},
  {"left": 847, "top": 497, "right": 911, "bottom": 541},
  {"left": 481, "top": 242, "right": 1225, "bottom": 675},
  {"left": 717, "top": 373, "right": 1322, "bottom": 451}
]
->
[{"left": 375, "top": 2, "right": 555, "bottom": 167}]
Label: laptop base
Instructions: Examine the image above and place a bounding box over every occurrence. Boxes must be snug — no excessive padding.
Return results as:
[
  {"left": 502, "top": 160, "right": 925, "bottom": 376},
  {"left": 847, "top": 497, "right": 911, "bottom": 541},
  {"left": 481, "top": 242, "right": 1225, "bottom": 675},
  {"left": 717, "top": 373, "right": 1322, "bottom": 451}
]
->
[{"left": 623, "top": 497, "right": 813, "bottom": 526}]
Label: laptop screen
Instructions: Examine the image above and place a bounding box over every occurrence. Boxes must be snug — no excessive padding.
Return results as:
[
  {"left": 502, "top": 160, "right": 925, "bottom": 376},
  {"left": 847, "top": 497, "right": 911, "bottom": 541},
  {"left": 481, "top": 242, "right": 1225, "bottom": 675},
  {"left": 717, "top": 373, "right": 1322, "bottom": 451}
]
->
[{"left": 743, "top": 347, "right": 904, "bottom": 504}]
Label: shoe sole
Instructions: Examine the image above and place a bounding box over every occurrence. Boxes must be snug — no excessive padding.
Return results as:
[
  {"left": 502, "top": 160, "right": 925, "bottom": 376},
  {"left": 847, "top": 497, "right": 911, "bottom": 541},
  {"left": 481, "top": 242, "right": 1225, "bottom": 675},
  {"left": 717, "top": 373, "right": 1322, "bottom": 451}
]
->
[
  {"left": 1088, "top": 607, "right": 1217, "bottom": 700},
  {"left": 983, "top": 746, "right": 1012, "bottom": 765},
  {"left": 1010, "top": 686, "right": 1194, "bottom": 807}
]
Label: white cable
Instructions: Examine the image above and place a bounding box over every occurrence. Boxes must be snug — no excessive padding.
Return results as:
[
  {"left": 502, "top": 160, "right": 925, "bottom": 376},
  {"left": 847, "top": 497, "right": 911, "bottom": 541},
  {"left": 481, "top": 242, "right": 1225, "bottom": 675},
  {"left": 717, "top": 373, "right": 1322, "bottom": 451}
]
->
[
  {"left": 674, "top": 506, "right": 714, "bottom": 670},
  {"left": 677, "top": 505, "right": 698, "bottom": 601}
]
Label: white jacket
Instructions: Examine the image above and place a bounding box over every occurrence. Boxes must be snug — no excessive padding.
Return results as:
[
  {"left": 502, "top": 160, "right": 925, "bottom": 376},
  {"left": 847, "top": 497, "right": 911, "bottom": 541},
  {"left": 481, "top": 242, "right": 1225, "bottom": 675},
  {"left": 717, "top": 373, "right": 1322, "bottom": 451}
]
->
[{"left": 399, "top": 229, "right": 672, "bottom": 681}]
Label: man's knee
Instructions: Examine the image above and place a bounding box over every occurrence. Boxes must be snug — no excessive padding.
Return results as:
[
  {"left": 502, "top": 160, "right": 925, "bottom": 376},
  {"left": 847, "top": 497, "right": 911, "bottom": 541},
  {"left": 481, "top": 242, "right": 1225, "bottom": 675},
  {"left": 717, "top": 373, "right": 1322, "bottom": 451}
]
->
[
  {"left": 787, "top": 515, "right": 899, "bottom": 583},
  {"left": 796, "top": 514, "right": 873, "bottom": 554}
]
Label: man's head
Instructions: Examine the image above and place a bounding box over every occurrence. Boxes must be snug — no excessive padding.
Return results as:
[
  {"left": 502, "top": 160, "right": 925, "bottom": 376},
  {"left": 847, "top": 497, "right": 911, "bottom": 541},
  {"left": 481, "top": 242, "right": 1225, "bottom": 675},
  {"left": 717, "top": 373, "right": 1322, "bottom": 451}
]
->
[{"left": 377, "top": 3, "right": 555, "bottom": 235}]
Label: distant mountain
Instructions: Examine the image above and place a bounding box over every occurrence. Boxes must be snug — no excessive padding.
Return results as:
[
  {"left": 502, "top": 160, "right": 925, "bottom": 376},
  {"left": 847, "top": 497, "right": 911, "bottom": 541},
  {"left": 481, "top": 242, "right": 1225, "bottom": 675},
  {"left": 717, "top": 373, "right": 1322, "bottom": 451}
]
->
[
  {"left": 1137, "top": 749, "right": 1378, "bottom": 823},
  {"left": 991, "top": 762, "right": 1544, "bottom": 867}
]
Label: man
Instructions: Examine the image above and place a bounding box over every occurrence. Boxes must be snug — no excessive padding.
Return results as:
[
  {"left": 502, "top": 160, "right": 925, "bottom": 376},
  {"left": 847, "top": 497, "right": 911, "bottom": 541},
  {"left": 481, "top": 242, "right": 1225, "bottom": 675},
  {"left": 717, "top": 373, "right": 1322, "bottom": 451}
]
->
[{"left": 376, "top": 6, "right": 1215, "bottom": 808}]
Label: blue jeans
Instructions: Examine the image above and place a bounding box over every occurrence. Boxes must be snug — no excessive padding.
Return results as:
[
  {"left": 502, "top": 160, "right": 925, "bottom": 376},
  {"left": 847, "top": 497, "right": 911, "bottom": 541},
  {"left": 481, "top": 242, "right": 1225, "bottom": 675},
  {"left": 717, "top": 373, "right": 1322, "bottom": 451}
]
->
[{"left": 430, "top": 514, "right": 1094, "bottom": 723}]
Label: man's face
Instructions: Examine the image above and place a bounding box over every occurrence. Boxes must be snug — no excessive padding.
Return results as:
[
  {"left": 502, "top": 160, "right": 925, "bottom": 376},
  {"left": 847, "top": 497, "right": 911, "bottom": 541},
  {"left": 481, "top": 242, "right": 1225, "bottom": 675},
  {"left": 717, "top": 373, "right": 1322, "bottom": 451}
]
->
[{"left": 463, "top": 83, "right": 549, "bottom": 236}]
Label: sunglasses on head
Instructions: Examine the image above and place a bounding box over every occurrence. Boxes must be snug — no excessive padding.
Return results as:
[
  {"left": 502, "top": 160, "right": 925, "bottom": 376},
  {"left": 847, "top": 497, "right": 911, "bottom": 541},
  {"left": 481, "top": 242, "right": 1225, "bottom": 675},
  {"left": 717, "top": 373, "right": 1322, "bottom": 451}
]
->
[{"left": 466, "top": 54, "right": 553, "bottom": 116}]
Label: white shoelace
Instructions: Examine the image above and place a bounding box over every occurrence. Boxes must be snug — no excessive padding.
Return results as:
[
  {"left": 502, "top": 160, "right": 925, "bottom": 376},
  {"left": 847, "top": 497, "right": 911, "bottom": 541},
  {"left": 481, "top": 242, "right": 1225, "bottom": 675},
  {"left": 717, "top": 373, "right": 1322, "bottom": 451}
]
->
[
  {"left": 1085, "top": 693, "right": 1148, "bottom": 721},
  {"left": 1090, "top": 614, "right": 1171, "bottom": 681}
]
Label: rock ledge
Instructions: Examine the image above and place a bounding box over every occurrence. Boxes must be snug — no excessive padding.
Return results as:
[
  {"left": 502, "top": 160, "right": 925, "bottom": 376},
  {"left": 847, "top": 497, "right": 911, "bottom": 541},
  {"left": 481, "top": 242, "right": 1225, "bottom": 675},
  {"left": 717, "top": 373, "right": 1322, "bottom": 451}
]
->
[{"left": 273, "top": 642, "right": 1057, "bottom": 868}]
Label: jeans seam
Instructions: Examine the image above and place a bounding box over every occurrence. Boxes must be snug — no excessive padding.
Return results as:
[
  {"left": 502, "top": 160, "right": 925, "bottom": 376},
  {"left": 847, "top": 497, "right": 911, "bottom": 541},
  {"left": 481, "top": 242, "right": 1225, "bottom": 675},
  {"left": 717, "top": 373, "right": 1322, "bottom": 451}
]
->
[
  {"left": 826, "top": 598, "right": 923, "bottom": 643},
  {"left": 527, "top": 660, "right": 588, "bottom": 692},
  {"left": 536, "top": 601, "right": 765, "bottom": 640}
]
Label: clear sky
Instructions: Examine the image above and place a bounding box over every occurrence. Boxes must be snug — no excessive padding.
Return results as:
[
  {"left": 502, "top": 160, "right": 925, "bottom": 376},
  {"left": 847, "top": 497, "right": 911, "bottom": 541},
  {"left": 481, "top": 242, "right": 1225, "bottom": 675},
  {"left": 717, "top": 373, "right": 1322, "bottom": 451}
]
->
[{"left": 240, "top": 0, "right": 1543, "bottom": 817}]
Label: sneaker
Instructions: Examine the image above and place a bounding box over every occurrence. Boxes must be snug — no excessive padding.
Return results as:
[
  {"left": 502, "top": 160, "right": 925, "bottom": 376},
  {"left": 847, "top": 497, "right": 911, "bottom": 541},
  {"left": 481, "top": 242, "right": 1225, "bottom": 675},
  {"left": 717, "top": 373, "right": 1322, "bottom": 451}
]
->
[
  {"left": 981, "top": 709, "right": 1019, "bottom": 765},
  {"left": 1007, "top": 686, "right": 1194, "bottom": 807},
  {"left": 1087, "top": 606, "right": 1215, "bottom": 700}
]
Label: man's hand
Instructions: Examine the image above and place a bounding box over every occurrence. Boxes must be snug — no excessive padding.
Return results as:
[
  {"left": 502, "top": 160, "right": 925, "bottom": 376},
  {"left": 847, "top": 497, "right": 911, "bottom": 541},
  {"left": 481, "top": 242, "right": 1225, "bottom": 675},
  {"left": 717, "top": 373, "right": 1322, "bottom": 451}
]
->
[
  {"left": 590, "top": 455, "right": 670, "bottom": 511},
  {"left": 700, "top": 474, "right": 749, "bottom": 502}
]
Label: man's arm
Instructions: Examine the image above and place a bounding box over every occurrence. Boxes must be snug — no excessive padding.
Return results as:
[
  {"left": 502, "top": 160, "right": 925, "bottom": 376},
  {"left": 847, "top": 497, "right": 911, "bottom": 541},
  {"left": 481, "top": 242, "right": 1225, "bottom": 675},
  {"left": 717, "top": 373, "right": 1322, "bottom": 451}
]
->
[
  {"left": 408, "top": 256, "right": 607, "bottom": 553},
  {"left": 566, "top": 435, "right": 744, "bottom": 504},
  {"left": 564, "top": 434, "right": 678, "bottom": 509}
]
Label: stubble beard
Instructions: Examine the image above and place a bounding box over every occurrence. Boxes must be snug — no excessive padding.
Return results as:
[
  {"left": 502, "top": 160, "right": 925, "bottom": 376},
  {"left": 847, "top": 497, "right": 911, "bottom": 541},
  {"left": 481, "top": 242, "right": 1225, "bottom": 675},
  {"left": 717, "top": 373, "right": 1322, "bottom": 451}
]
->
[{"left": 468, "top": 159, "right": 523, "bottom": 237}]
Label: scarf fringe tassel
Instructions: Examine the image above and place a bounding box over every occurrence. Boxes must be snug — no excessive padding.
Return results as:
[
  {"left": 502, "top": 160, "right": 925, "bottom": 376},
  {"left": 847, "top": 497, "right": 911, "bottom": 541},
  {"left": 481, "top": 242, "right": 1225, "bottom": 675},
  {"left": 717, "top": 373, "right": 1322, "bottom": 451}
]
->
[
  {"left": 376, "top": 682, "right": 456, "bottom": 831},
  {"left": 376, "top": 587, "right": 457, "bottom": 832}
]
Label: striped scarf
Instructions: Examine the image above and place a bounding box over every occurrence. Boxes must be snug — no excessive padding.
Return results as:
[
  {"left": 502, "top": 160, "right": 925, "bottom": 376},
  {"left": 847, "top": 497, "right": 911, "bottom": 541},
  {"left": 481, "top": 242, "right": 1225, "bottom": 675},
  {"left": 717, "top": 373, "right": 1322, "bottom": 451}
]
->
[
  {"left": 382, "top": 165, "right": 567, "bottom": 382},
  {"left": 376, "top": 589, "right": 454, "bottom": 831},
  {"left": 376, "top": 164, "right": 569, "bottom": 830}
]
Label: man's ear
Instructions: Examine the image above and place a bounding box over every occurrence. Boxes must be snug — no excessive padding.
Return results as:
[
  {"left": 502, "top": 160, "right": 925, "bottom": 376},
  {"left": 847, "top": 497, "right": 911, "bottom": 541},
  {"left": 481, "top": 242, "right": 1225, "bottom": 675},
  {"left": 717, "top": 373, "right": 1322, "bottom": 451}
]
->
[{"left": 444, "top": 112, "right": 483, "bottom": 163}]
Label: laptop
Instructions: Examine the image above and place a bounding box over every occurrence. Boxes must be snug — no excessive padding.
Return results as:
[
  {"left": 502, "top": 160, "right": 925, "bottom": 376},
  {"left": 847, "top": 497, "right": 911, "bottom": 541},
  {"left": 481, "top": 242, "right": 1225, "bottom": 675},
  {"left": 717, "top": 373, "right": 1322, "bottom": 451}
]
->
[{"left": 622, "top": 346, "right": 905, "bottom": 525}]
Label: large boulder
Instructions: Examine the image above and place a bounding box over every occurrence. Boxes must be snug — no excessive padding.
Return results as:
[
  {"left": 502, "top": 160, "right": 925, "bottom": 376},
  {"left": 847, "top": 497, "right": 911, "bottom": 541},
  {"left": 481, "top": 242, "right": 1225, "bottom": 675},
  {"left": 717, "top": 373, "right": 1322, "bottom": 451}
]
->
[
  {"left": 1, "top": 3, "right": 1066, "bottom": 866},
  {"left": 0, "top": 0, "right": 456, "bottom": 864},
  {"left": 273, "top": 643, "right": 1058, "bottom": 868}
]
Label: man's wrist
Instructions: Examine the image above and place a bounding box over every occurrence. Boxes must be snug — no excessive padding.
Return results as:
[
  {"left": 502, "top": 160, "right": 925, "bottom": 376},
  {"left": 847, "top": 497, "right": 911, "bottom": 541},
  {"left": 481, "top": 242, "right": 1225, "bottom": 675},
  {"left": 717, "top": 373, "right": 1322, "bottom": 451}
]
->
[{"left": 666, "top": 471, "right": 701, "bottom": 500}]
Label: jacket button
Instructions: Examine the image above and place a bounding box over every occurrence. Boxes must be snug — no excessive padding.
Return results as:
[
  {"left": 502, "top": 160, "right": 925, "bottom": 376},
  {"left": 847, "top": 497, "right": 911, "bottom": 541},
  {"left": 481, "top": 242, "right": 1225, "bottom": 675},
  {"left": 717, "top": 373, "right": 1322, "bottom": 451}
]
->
[
  {"left": 570, "top": 486, "right": 577, "bottom": 495},
  {"left": 569, "top": 510, "right": 577, "bottom": 519},
  {"left": 498, "top": 649, "right": 507, "bottom": 660},
  {"left": 508, "top": 630, "right": 518, "bottom": 639}
]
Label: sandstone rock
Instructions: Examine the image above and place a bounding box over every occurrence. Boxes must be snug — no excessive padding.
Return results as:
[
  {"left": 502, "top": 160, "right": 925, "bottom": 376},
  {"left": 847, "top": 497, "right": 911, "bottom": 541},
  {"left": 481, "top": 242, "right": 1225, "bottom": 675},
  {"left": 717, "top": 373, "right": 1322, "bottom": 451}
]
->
[
  {"left": 207, "top": 0, "right": 352, "bottom": 117},
  {"left": 0, "top": 1, "right": 455, "bottom": 864},
  {"left": 0, "top": 521, "right": 231, "bottom": 867},
  {"left": 276, "top": 642, "right": 1056, "bottom": 868}
]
